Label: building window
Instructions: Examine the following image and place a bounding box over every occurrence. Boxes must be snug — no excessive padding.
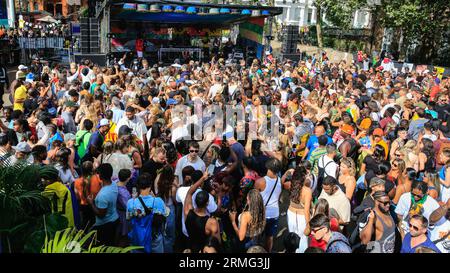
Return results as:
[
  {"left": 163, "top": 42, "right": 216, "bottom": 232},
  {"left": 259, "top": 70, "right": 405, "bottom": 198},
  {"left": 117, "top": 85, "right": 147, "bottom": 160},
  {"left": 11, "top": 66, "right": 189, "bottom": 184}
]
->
[{"left": 307, "top": 9, "right": 313, "bottom": 25}]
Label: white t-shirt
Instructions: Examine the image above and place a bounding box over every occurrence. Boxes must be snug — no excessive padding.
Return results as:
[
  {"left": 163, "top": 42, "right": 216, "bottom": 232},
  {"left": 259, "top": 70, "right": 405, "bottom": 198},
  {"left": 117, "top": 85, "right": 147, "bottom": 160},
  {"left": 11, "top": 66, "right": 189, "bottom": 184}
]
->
[
  {"left": 318, "top": 188, "right": 351, "bottom": 223},
  {"left": 395, "top": 192, "right": 442, "bottom": 234},
  {"left": 430, "top": 219, "right": 450, "bottom": 253},
  {"left": 317, "top": 154, "right": 339, "bottom": 179},
  {"left": 115, "top": 116, "right": 148, "bottom": 143},
  {"left": 174, "top": 155, "right": 206, "bottom": 185},
  {"left": 175, "top": 186, "right": 218, "bottom": 237},
  {"left": 380, "top": 103, "right": 397, "bottom": 117},
  {"left": 208, "top": 84, "right": 223, "bottom": 99},
  {"left": 171, "top": 124, "right": 189, "bottom": 144}
]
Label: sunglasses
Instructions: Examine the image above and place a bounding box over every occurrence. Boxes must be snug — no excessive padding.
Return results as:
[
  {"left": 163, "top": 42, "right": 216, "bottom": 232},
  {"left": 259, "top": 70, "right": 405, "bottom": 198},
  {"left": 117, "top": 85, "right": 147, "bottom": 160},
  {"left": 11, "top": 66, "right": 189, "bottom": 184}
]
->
[
  {"left": 311, "top": 226, "right": 325, "bottom": 234},
  {"left": 189, "top": 149, "right": 199, "bottom": 153},
  {"left": 412, "top": 193, "right": 424, "bottom": 199},
  {"left": 392, "top": 164, "right": 398, "bottom": 168},
  {"left": 409, "top": 224, "right": 420, "bottom": 231},
  {"left": 378, "top": 201, "right": 390, "bottom": 205}
]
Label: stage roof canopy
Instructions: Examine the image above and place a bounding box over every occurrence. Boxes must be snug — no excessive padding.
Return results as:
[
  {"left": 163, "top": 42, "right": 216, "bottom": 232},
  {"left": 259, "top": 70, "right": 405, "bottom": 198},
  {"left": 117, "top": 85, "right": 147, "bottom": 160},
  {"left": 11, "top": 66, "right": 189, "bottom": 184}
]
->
[{"left": 110, "top": 0, "right": 283, "bottom": 26}]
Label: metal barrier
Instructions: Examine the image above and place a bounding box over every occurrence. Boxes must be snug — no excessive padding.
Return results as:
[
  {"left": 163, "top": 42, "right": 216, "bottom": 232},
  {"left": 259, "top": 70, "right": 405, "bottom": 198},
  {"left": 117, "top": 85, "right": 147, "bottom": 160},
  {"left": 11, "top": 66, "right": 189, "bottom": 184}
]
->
[{"left": 17, "top": 37, "right": 66, "bottom": 49}]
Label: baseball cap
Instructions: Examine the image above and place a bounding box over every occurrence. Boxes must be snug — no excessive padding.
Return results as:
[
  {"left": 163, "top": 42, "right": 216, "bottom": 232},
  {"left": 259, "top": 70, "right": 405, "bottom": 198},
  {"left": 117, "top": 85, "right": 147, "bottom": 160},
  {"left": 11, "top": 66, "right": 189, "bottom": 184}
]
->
[
  {"left": 340, "top": 124, "right": 354, "bottom": 135},
  {"left": 373, "top": 128, "right": 384, "bottom": 137},
  {"left": 98, "top": 118, "right": 109, "bottom": 128},
  {"left": 359, "top": 118, "right": 372, "bottom": 130},
  {"left": 166, "top": 98, "right": 178, "bottom": 106},
  {"left": 369, "top": 177, "right": 385, "bottom": 188},
  {"left": 12, "top": 142, "right": 32, "bottom": 153},
  {"left": 17, "top": 71, "right": 26, "bottom": 79},
  {"left": 25, "top": 73, "right": 35, "bottom": 83},
  {"left": 18, "top": 65, "right": 28, "bottom": 70},
  {"left": 152, "top": 97, "right": 160, "bottom": 104}
]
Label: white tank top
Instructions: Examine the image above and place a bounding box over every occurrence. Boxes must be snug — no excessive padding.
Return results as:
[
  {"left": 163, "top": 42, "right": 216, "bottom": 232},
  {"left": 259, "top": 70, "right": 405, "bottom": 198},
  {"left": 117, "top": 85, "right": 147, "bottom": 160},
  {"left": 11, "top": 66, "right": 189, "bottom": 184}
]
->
[
  {"left": 260, "top": 176, "right": 282, "bottom": 219},
  {"left": 440, "top": 184, "right": 450, "bottom": 204}
]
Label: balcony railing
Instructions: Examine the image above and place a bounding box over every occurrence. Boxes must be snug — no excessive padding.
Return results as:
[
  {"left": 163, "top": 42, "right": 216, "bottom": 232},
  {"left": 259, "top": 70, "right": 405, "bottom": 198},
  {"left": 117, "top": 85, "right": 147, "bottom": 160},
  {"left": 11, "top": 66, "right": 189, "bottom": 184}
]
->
[
  {"left": 323, "top": 27, "right": 372, "bottom": 38},
  {"left": 17, "top": 37, "right": 66, "bottom": 49}
]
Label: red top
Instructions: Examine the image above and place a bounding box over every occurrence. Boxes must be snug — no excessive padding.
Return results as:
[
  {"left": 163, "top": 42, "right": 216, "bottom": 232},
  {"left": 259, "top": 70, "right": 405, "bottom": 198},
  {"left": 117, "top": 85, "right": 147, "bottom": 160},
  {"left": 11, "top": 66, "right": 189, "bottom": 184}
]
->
[
  {"left": 308, "top": 217, "right": 340, "bottom": 251},
  {"left": 135, "top": 39, "right": 144, "bottom": 52}
]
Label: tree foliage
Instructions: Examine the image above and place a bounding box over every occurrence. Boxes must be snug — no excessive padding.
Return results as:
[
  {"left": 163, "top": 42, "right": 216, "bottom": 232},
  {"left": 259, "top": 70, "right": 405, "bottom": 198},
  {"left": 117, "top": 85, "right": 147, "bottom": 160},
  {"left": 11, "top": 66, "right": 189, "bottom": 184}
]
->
[
  {"left": 321, "top": 0, "right": 368, "bottom": 30},
  {"left": 381, "top": 0, "right": 450, "bottom": 64}
]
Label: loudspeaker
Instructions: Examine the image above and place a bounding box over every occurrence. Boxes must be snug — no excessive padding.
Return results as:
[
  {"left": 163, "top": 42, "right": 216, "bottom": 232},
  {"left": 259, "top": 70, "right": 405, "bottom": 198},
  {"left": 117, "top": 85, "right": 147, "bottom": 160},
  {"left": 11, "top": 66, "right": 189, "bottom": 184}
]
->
[
  {"left": 282, "top": 25, "right": 299, "bottom": 54},
  {"left": 74, "top": 53, "right": 107, "bottom": 67},
  {"left": 280, "top": 53, "right": 302, "bottom": 63},
  {"left": 88, "top": 0, "right": 97, "bottom": 17},
  {"left": 80, "top": 17, "right": 100, "bottom": 53}
]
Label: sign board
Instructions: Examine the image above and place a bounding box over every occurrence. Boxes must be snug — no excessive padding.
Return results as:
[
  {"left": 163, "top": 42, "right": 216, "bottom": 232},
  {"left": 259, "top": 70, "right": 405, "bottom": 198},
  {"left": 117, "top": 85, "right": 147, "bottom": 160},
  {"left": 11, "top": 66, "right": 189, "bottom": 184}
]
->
[{"left": 71, "top": 22, "right": 80, "bottom": 35}]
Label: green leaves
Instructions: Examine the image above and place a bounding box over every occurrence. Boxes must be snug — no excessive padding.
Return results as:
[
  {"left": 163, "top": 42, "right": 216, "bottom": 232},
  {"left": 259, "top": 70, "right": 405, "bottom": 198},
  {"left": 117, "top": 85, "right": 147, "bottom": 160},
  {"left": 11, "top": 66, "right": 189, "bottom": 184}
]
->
[
  {"left": 41, "top": 228, "right": 143, "bottom": 253},
  {"left": 0, "top": 163, "right": 65, "bottom": 253}
]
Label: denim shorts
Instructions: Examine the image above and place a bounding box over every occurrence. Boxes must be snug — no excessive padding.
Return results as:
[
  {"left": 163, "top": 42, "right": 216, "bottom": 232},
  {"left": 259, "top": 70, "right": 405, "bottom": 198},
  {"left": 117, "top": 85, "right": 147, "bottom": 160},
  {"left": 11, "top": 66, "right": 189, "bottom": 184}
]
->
[{"left": 264, "top": 217, "right": 279, "bottom": 237}]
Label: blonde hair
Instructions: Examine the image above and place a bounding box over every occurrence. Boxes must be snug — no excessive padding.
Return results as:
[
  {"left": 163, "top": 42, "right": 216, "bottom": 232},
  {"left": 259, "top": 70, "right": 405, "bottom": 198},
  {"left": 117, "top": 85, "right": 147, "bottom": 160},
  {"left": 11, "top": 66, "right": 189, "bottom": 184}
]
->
[
  {"left": 399, "top": 140, "right": 417, "bottom": 168},
  {"left": 340, "top": 157, "right": 356, "bottom": 176}
]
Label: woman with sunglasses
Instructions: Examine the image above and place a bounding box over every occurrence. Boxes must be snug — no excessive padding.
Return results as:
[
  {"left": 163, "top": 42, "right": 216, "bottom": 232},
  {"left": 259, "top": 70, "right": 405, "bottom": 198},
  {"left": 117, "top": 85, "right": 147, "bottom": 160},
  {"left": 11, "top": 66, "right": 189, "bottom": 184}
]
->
[{"left": 387, "top": 158, "right": 406, "bottom": 186}]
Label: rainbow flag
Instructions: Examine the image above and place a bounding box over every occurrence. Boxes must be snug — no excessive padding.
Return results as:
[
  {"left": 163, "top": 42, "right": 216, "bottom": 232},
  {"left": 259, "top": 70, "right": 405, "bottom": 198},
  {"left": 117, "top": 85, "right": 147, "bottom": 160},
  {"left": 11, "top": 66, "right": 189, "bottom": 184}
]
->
[{"left": 239, "top": 17, "right": 265, "bottom": 44}]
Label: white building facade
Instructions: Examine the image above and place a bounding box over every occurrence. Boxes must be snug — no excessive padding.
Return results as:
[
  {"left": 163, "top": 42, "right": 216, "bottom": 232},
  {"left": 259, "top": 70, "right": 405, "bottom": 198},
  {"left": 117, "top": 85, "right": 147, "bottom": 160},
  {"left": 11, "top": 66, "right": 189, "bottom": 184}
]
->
[{"left": 273, "top": 0, "right": 371, "bottom": 29}]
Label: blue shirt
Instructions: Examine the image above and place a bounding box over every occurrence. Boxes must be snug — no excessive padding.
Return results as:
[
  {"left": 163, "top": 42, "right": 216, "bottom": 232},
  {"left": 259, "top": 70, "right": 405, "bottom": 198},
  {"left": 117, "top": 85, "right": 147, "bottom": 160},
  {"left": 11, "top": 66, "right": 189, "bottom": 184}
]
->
[
  {"left": 400, "top": 233, "right": 441, "bottom": 253},
  {"left": 306, "top": 135, "right": 333, "bottom": 160},
  {"left": 127, "top": 195, "right": 167, "bottom": 216},
  {"left": 94, "top": 182, "right": 119, "bottom": 226},
  {"left": 111, "top": 108, "right": 124, "bottom": 124},
  {"left": 440, "top": 166, "right": 446, "bottom": 181},
  {"left": 231, "top": 142, "right": 245, "bottom": 161},
  {"left": 85, "top": 131, "right": 104, "bottom": 157}
]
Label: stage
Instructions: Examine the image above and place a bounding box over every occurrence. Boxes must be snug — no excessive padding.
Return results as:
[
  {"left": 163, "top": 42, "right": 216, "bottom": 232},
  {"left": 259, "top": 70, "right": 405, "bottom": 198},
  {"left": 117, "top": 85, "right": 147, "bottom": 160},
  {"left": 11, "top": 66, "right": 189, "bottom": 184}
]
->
[{"left": 94, "top": 0, "right": 282, "bottom": 64}]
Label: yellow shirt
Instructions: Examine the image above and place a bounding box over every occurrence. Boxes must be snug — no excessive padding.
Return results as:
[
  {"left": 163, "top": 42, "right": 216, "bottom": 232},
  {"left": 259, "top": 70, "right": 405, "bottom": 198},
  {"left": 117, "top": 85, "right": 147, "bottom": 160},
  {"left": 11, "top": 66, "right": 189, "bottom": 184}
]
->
[
  {"left": 42, "top": 182, "right": 74, "bottom": 228},
  {"left": 374, "top": 139, "right": 389, "bottom": 159},
  {"left": 14, "top": 85, "right": 27, "bottom": 111},
  {"left": 105, "top": 121, "right": 118, "bottom": 143}
]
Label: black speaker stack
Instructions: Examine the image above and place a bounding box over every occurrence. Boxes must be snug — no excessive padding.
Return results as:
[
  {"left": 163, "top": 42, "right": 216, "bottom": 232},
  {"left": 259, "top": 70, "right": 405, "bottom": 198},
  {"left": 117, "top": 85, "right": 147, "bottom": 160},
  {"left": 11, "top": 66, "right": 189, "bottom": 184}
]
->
[
  {"left": 281, "top": 25, "right": 301, "bottom": 62},
  {"left": 80, "top": 17, "right": 100, "bottom": 54}
]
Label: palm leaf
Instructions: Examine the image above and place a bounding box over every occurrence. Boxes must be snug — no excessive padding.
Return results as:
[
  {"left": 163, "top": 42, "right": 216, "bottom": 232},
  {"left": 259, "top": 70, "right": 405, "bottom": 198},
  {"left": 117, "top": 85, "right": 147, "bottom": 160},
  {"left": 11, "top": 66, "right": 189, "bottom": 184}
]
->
[{"left": 41, "top": 228, "right": 142, "bottom": 253}]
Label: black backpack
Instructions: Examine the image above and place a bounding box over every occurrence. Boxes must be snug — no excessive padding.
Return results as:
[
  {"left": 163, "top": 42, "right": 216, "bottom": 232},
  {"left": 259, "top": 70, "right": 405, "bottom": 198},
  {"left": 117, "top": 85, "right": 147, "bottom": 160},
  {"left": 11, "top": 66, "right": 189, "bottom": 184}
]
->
[{"left": 317, "top": 155, "right": 335, "bottom": 194}]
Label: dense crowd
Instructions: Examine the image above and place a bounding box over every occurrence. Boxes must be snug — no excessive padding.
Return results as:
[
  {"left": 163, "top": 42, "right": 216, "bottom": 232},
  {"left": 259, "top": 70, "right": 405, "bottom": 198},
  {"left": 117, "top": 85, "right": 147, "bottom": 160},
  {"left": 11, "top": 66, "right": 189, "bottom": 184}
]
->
[
  {"left": 0, "top": 45, "right": 449, "bottom": 253},
  {"left": 0, "top": 23, "right": 70, "bottom": 39}
]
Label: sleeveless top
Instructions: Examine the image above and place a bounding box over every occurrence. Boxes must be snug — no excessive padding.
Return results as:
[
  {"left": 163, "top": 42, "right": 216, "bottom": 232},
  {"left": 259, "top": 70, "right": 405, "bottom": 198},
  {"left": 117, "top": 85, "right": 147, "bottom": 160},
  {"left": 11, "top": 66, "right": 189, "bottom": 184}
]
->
[
  {"left": 343, "top": 138, "right": 359, "bottom": 163},
  {"left": 368, "top": 211, "right": 395, "bottom": 253},
  {"left": 238, "top": 212, "right": 264, "bottom": 239},
  {"left": 260, "top": 176, "right": 282, "bottom": 219},
  {"left": 185, "top": 209, "right": 209, "bottom": 253},
  {"left": 337, "top": 182, "right": 346, "bottom": 194}
]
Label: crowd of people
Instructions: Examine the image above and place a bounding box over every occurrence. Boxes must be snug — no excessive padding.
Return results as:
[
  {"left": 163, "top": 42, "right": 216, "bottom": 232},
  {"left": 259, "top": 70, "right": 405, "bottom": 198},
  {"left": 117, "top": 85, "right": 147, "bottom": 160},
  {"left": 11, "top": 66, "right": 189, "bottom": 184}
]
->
[
  {"left": 0, "top": 44, "right": 449, "bottom": 254},
  {"left": 0, "top": 23, "right": 70, "bottom": 39}
]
